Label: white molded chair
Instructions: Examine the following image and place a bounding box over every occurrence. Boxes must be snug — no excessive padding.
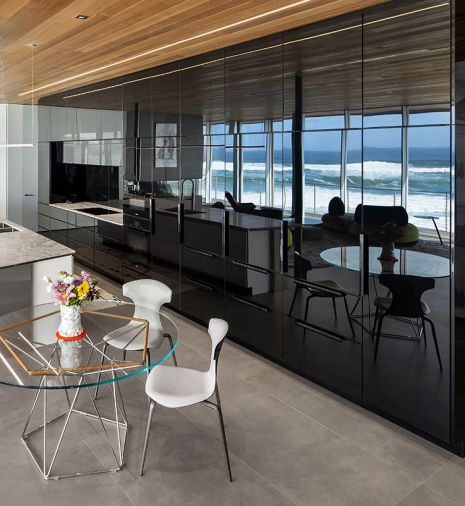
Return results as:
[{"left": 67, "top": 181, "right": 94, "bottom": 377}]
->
[
  {"left": 95, "top": 279, "right": 177, "bottom": 398},
  {"left": 139, "top": 318, "right": 232, "bottom": 481}
]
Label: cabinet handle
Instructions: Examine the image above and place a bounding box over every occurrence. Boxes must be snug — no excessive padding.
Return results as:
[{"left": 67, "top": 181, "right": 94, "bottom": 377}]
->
[
  {"left": 231, "top": 260, "right": 271, "bottom": 275},
  {"left": 185, "top": 246, "right": 215, "bottom": 258},
  {"left": 293, "top": 319, "right": 345, "bottom": 342},
  {"left": 186, "top": 277, "right": 215, "bottom": 291},
  {"left": 24, "top": 193, "right": 35, "bottom": 197},
  {"left": 231, "top": 295, "right": 271, "bottom": 313},
  {"left": 178, "top": 203, "right": 184, "bottom": 244}
]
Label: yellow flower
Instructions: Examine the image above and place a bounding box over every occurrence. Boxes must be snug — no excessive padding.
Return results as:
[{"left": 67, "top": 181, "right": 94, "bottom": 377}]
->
[{"left": 76, "top": 281, "right": 90, "bottom": 299}]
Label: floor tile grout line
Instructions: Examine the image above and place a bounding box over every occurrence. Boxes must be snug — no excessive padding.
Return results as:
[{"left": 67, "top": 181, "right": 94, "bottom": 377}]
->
[
  {"left": 394, "top": 480, "right": 461, "bottom": 506},
  {"left": 175, "top": 406, "right": 299, "bottom": 506},
  {"left": 81, "top": 435, "right": 140, "bottom": 506},
  {"left": 238, "top": 372, "right": 439, "bottom": 485}
]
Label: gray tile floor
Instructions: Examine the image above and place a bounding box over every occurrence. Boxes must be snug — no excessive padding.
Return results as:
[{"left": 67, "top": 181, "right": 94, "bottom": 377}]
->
[{"left": 1, "top": 271, "right": 464, "bottom": 506}]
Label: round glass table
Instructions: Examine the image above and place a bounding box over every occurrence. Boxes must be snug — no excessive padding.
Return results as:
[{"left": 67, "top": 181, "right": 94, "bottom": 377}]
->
[
  {"left": 320, "top": 246, "right": 450, "bottom": 278},
  {"left": 0, "top": 300, "right": 179, "bottom": 480}
]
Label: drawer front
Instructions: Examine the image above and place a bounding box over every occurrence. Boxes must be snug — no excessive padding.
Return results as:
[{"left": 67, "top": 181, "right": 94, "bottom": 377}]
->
[
  {"left": 95, "top": 250, "right": 123, "bottom": 281},
  {"left": 68, "top": 238, "right": 94, "bottom": 266},
  {"left": 226, "top": 293, "right": 282, "bottom": 360},
  {"left": 283, "top": 316, "right": 362, "bottom": 400}
]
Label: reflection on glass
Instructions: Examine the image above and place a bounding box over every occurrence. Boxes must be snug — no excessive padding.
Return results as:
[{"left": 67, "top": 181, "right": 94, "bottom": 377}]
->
[
  {"left": 303, "top": 130, "right": 342, "bottom": 216},
  {"left": 363, "top": 128, "right": 402, "bottom": 207},
  {"left": 347, "top": 130, "right": 362, "bottom": 213},
  {"left": 241, "top": 131, "right": 266, "bottom": 205},
  {"left": 407, "top": 125, "right": 451, "bottom": 234},
  {"left": 304, "top": 115, "right": 345, "bottom": 131}
]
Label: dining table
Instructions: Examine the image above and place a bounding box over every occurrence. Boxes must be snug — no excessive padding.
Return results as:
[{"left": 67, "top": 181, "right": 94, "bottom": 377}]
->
[
  {"left": 319, "top": 246, "right": 450, "bottom": 337},
  {"left": 0, "top": 299, "right": 178, "bottom": 480},
  {"left": 320, "top": 246, "right": 450, "bottom": 278}
]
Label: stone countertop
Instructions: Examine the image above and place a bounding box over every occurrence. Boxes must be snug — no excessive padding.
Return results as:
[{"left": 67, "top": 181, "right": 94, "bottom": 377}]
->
[
  {"left": 176, "top": 206, "right": 282, "bottom": 231},
  {"left": 0, "top": 220, "right": 74, "bottom": 270},
  {"left": 52, "top": 201, "right": 281, "bottom": 231},
  {"left": 50, "top": 202, "right": 124, "bottom": 226}
]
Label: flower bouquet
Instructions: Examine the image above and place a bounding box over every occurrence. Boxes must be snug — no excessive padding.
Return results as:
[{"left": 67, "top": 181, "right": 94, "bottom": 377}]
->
[
  {"left": 44, "top": 271, "right": 101, "bottom": 370},
  {"left": 44, "top": 271, "right": 101, "bottom": 341}
]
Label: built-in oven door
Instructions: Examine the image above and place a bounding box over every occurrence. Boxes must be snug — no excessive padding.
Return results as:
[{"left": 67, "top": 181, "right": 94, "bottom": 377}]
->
[{"left": 123, "top": 217, "right": 151, "bottom": 279}]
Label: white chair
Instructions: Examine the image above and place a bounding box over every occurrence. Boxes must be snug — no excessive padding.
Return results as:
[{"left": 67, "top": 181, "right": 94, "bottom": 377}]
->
[
  {"left": 95, "top": 279, "right": 177, "bottom": 398},
  {"left": 139, "top": 318, "right": 232, "bottom": 481}
]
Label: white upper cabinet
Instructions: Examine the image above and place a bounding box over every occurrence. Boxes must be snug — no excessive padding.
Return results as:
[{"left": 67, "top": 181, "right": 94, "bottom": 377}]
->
[
  {"left": 50, "top": 107, "right": 77, "bottom": 141},
  {"left": 100, "top": 110, "right": 123, "bottom": 139},
  {"left": 77, "top": 108, "right": 100, "bottom": 140},
  {"left": 38, "top": 106, "right": 51, "bottom": 142}
]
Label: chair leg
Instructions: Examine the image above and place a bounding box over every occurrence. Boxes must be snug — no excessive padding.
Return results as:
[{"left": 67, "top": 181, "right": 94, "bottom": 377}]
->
[
  {"left": 139, "top": 400, "right": 156, "bottom": 476},
  {"left": 425, "top": 318, "right": 443, "bottom": 371},
  {"left": 342, "top": 295, "right": 355, "bottom": 338},
  {"left": 304, "top": 295, "right": 312, "bottom": 321},
  {"left": 215, "top": 386, "right": 232, "bottom": 482},
  {"left": 288, "top": 286, "right": 300, "bottom": 317},
  {"left": 331, "top": 297, "right": 337, "bottom": 319},
  {"left": 166, "top": 334, "right": 178, "bottom": 366},
  {"left": 371, "top": 307, "right": 380, "bottom": 338},
  {"left": 422, "top": 318, "right": 427, "bottom": 348},
  {"left": 94, "top": 342, "right": 108, "bottom": 400},
  {"left": 146, "top": 349, "right": 151, "bottom": 377},
  {"left": 374, "top": 314, "right": 385, "bottom": 361}
]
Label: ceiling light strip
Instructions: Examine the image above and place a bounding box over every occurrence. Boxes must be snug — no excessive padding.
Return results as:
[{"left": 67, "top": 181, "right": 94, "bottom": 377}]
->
[
  {"left": 19, "top": 0, "right": 314, "bottom": 97},
  {"left": 51, "top": 1, "right": 450, "bottom": 101}
]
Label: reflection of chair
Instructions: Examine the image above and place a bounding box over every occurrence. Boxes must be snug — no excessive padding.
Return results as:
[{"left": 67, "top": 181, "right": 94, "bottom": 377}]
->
[
  {"left": 373, "top": 274, "right": 442, "bottom": 370},
  {"left": 140, "top": 318, "right": 232, "bottom": 481},
  {"left": 225, "top": 191, "right": 283, "bottom": 219},
  {"left": 225, "top": 191, "right": 256, "bottom": 212},
  {"left": 289, "top": 252, "right": 355, "bottom": 337}
]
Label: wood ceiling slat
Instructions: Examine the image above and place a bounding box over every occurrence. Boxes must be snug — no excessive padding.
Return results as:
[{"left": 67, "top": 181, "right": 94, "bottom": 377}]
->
[{"left": 0, "top": 0, "right": 388, "bottom": 103}]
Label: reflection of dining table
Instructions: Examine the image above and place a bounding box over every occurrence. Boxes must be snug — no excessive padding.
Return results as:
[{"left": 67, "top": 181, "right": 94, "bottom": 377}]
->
[{"left": 320, "top": 246, "right": 450, "bottom": 278}]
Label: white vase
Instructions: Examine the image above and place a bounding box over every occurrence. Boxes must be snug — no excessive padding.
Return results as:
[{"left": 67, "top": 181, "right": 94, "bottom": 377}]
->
[
  {"left": 378, "top": 243, "right": 398, "bottom": 273},
  {"left": 58, "top": 304, "right": 84, "bottom": 338},
  {"left": 59, "top": 339, "right": 84, "bottom": 370},
  {"left": 57, "top": 305, "right": 85, "bottom": 370}
]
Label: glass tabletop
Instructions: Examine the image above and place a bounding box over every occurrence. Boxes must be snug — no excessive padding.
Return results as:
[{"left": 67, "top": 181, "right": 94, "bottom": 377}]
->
[
  {"left": 320, "top": 246, "right": 450, "bottom": 278},
  {"left": 0, "top": 300, "right": 179, "bottom": 390}
]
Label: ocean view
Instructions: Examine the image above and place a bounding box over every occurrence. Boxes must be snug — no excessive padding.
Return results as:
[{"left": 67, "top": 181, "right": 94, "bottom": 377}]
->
[{"left": 208, "top": 146, "right": 451, "bottom": 232}]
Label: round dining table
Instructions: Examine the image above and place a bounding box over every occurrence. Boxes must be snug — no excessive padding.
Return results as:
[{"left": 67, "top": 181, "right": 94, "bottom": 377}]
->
[
  {"left": 0, "top": 299, "right": 179, "bottom": 480},
  {"left": 320, "top": 246, "right": 450, "bottom": 278}
]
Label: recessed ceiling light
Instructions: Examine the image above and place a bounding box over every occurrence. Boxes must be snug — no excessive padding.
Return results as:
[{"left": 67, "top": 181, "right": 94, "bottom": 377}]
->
[{"left": 75, "top": 15, "right": 89, "bottom": 20}]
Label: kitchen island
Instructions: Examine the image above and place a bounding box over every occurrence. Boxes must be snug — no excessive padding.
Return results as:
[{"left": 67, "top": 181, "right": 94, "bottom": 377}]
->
[{"left": 0, "top": 220, "right": 74, "bottom": 315}]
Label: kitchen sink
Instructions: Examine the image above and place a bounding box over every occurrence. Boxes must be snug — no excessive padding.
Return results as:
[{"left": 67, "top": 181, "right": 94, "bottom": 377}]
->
[
  {"left": 164, "top": 207, "right": 205, "bottom": 215},
  {"left": 79, "top": 207, "right": 120, "bottom": 216}
]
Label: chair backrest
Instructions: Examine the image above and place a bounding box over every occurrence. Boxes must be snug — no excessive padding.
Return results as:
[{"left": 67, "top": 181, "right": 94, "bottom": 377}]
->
[
  {"left": 294, "top": 251, "right": 313, "bottom": 281},
  {"left": 354, "top": 205, "right": 409, "bottom": 226},
  {"left": 225, "top": 192, "right": 240, "bottom": 211},
  {"left": 378, "top": 274, "right": 435, "bottom": 318},
  {"left": 123, "top": 279, "right": 172, "bottom": 337},
  {"left": 206, "top": 318, "right": 229, "bottom": 396}
]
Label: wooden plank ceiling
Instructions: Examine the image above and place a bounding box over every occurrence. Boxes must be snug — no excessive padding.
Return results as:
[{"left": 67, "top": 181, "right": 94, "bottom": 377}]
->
[{"left": 0, "top": 0, "right": 388, "bottom": 103}]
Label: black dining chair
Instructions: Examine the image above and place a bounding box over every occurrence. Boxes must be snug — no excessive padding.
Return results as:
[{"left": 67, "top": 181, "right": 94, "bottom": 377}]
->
[
  {"left": 288, "top": 251, "right": 355, "bottom": 337},
  {"left": 373, "top": 274, "right": 442, "bottom": 369}
]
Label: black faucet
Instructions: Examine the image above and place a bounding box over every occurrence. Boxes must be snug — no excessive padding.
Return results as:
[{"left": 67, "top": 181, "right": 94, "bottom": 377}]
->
[{"left": 181, "top": 179, "right": 195, "bottom": 210}]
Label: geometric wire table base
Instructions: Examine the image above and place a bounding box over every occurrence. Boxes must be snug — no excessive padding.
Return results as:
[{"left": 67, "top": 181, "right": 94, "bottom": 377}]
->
[{"left": 21, "top": 375, "right": 127, "bottom": 480}]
